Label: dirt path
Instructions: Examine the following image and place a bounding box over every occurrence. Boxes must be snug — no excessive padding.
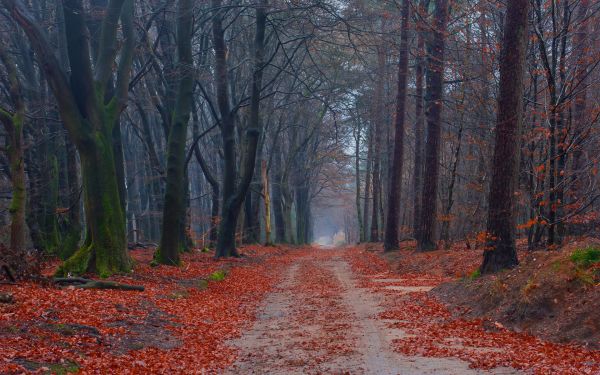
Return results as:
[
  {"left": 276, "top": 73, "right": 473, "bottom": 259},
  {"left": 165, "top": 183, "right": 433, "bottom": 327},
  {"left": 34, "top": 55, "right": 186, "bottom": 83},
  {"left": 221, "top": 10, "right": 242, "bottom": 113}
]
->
[{"left": 227, "top": 249, "right": 520, "bottom": 374}]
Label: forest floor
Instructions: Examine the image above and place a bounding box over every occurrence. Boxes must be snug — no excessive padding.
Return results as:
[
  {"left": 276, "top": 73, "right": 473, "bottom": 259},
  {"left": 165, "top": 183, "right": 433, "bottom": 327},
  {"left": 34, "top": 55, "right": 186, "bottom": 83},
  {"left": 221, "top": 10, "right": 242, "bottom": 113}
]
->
[{"left": 1, "top": 244, "right": 599, "bottom": 374}]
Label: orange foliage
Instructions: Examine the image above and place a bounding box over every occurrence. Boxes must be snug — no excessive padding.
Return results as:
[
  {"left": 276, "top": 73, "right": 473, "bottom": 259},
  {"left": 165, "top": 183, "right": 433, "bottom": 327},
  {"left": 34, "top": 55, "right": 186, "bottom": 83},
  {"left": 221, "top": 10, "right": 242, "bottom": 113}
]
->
[{"left": 0, "top": 246, "right": 299, "bottom": 373}]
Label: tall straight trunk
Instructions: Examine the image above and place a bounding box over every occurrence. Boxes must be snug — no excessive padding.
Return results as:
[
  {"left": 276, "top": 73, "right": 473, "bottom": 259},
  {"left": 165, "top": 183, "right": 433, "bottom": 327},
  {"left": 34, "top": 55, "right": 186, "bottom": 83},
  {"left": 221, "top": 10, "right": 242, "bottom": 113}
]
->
[
  {"left": 192, "top": 114, "right": 220, "bottom": 247},
  {"left": 441, "top": 122, "right": 463, "bottom": 247},
  {"left": 481, "top": 0, "right": 529, "bottom": 273},
  {"left": 57, "top": 3, "right": 81, "bottom": 258},
  {"left": 295, "top": 183, "right": 310, "bottom": 244},
  {"left": 417, "top": 0, "right": 449, "bottom": 251},
  {"left": 215, "top": 0, "right": 267, "bottom": 257},
  {"left": 412, "top": 3, "right": 426, "bottom": 239},
  {"left": 363, "top": 127, "right": 373, "bottom": 240},
  {"left": 528, "top": 62, "right": 542, "bottom": 249},
  {"left": 370, "top": 46, "right": 385, "bottom": 242},
  {"left": 355, "top": 122, "right": 364, "bottom": 242},
  {"left": 62, "top": 137, "right": 81, "bottom": 259},
  {"left": 156, "top": 0, "right": 195, "bottom": 265},
  {"left": 113, "top": 121, "right": 127, "bottom": 213},
  {"left": 4, "top": 0, "right": 135, "bottom": 276},
  {"left": 553, "top": 0, "right": 570, "bottom": 243},
  {"left": 384, "top": 0, "right": 410, "bottom": 252},
  {"left": 282, "top": 189, "right": 294, "bottom": 243},
  {"left": 570, "top": 0, "right": 589, "bottom": 212},
  {"left": 244, "top": 158, "right": 262, "bottom": 243},
  {"left": 0, "top": 45, "right": 26, "bottom": 255},
  {"left": 261, "top": 160, "right": 272, "bottom": 245},
  {"left": 271, "top": 141, "right": 286, "bottom": 242}
]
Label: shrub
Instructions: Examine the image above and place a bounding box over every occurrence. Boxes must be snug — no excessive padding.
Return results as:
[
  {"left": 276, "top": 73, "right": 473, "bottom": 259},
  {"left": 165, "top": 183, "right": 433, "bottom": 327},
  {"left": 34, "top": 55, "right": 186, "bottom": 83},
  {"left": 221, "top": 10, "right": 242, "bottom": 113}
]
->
[{"left": 570, "top": 247, "right": 600, "bottom": 268}]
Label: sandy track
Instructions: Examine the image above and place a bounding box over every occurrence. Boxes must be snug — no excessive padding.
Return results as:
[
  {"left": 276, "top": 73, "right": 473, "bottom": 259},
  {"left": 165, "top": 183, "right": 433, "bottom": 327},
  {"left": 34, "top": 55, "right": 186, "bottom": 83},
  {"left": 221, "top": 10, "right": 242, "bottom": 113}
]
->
[{"left": 226, "top": 249, "right": 520, "bottom": 374}]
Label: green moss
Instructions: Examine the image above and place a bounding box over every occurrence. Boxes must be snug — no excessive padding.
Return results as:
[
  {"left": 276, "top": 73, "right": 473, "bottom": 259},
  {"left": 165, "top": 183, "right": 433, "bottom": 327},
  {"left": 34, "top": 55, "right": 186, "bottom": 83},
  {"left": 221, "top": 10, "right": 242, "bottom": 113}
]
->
[
  {"left": 153, "top": 245, "right": 181, "bottom": 266},
  {"left": 208, "top": 270, "right": 227, "bottom": 281},
  {"left": 468, "top": 269, "right": 481, "bottom": 280},
  {"left": 59, "top": 228, "right": 81, "bottom": 260},
  {"left": 551, "top": 260, "right": 564, "bottom": 271},
  {"left": 49, "top": 361, "right": 80, "bottom": 375},
  {"left": 168, "top": 289, "right": 189, "bottom": 299},
  {"left": 18, "top": 359, "right": 79, "bottom": 375},
  {"left": 55, "top": 243, "right": 93, "bottom": 277},
  {"left": 570, "top": 247, "right": 600, "bottom": 268},
  {"left": 50, "top": 323, "right": 76, "bottom": 336},
  {"left": 196, "top": 279, "right": 209, "bottom": 290}
]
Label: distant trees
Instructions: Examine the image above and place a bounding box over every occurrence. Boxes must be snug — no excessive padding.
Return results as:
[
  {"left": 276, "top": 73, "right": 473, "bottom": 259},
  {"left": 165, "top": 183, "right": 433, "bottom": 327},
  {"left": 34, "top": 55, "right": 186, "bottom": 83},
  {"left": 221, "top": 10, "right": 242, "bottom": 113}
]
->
[{"left": 0, "top": 0, "right": 599, "bottom": 276}]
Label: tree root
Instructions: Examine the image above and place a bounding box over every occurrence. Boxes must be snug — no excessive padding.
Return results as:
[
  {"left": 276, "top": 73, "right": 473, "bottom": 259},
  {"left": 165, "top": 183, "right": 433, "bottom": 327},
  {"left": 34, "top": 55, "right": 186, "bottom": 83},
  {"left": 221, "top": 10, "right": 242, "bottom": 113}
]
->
[
  {"left": 1, "top": 263, "right": 16, "bottom": 282},
  {"left": 54, "top": 277, "right": 144, "bottom": 291}
]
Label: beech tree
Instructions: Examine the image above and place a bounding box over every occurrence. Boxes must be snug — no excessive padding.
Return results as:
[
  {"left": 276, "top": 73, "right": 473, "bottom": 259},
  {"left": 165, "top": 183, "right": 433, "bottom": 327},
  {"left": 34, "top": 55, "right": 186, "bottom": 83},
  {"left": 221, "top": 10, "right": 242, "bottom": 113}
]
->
[
  {"left": 154, "top": 0, "right": 195, "bottom": 265},
  {"left": 212, "top": 0, "right": 267, "bottom": 257},
  {"left": 2, "top": 0, "right": 135, "bottom": 276},
  {"left": 0, "top": 0, "right": 599, "bottom": 277},
  {"left": 0, "top": 43, "right": 26, "bottom": 256}
]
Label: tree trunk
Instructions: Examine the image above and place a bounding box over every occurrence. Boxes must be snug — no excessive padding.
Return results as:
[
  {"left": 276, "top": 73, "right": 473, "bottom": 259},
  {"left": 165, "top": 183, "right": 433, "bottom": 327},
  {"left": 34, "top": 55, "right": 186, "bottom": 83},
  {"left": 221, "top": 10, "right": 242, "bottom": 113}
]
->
[
  {"left": 417, "top": 0, "right": 449, "bottom": 251},
  {"left": 192, "top": 118, "right": 220, "bottom": 248},
  {"left": 4, "top": 0, "right": 135, "bottom": 276},
  {"left": 61, "top": 137, "right": 81, "bottom": 259},
  {"left": 272, "top": 141, "right": 286, "bottom": 242},
  {"left": 441, "top": 122, "right": 463, "bottom": 248},
  {"left": 215, "top": 0, "right": 267, "bottom": 257},
  {"left": 156, "top": 0, "right": 195, "bottom": 265},
  {"left": 0, "top": 45, "right": 26, "bottom": 255},
  {"left": 354, "top": 122, "right": 364, "bottom": 242},
  {"left": 261, "top": 160, "right": 272, "bottom": 245},
  {"left": 481, "top": 0, "right": 529, "bottom": 273},
  {"left": 412, "top": 2, "right": 426, "bottom": 239},
  {"left": 363, "top": 128, "right": 372, "bottom": 241},
  {"left": 384, "top": 0, "right": 410, "bottom": 252},
  {"left": 58, "top": 141, "right": 131, "bottom": 277},
  {"left": 370, "top": 46, "right": 385, "bottom": 243}
]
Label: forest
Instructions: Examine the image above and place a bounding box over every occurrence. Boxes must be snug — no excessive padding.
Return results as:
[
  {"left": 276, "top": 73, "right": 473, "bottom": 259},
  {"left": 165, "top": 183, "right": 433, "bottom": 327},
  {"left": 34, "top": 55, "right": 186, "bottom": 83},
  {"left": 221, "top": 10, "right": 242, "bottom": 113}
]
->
[{"left": 0, "top": 0, "right": 599, "bottom": 373}]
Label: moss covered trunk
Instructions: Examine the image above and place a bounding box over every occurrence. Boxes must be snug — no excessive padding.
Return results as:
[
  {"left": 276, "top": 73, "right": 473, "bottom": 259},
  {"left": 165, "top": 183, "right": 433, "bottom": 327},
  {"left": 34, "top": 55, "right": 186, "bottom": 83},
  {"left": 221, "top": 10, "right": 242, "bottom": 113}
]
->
[
  {"left": 57, "top": 133, "right": 130, "bottom": 277},
  {"left": 60, "top": 137, "right": 81, "bottom": 259},
  {"left": 7, "top": 115, "right": 26, "bottom": 253}
]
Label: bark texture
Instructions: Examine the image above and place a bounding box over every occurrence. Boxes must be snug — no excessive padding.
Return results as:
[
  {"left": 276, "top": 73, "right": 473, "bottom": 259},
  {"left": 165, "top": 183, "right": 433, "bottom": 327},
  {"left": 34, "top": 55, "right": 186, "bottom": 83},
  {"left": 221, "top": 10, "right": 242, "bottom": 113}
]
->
[{"left": 481, "top": 0, "right": 530, "bottom": 273}]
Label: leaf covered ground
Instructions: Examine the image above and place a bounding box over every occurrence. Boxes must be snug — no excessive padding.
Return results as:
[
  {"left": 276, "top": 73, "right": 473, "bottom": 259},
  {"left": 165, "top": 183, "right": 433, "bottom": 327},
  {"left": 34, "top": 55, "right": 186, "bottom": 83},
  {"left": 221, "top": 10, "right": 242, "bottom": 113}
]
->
[
  {"left": 1, "top": 244, "right": 599, "bottom": 374},
  {"left": 0, "top": 246, "right": 299, "bottom": 374},
  {"left": 345, "top": 245, "right": 600, "bottom": 374}
]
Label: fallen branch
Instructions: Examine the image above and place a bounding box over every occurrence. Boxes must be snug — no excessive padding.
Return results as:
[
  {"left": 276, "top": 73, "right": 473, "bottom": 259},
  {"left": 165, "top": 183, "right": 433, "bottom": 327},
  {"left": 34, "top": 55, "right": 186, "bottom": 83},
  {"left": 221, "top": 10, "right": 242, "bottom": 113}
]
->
[
  {"left": 128, "top": 242, "right": 158, "bottom": 250},
  {"left": 54, "top": 277, "right": 144, "bottom": 291}
]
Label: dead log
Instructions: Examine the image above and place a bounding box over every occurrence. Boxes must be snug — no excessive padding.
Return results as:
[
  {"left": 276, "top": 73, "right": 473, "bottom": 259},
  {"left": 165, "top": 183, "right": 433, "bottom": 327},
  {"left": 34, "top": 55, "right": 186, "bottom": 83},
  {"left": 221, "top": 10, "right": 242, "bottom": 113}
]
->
[{"left": 54, "top": 277, "right": 144, "bottom": 291}]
